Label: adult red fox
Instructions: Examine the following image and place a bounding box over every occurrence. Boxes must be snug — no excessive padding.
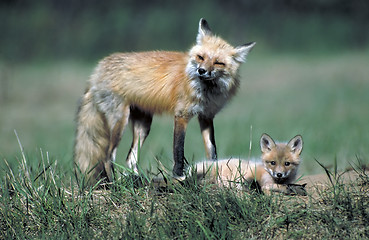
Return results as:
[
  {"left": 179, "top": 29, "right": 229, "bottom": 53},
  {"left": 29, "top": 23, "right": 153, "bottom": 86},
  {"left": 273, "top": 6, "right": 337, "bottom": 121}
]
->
[{"left": 74, "top": 18, "right": 255, "bottom": 184}]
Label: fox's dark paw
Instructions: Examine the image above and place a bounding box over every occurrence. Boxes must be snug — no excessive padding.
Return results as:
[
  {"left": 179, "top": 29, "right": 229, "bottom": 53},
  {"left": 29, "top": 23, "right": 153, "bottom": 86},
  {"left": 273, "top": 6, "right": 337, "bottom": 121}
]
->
[{"left": 287, "top": 183, "right": 307, "bottom": 196}]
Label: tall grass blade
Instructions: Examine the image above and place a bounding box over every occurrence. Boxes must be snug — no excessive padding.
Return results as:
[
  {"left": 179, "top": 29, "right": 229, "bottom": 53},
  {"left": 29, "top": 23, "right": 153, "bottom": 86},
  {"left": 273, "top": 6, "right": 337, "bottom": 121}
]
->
[
  {"left": 248, "top": 125, "right": 253, "bottom": 160},
  {"left": 196, "top": 220, "right": 213, "bottom": 240},
  {"left": 315, "top": 158, "right": 334, "bottom": 187}
]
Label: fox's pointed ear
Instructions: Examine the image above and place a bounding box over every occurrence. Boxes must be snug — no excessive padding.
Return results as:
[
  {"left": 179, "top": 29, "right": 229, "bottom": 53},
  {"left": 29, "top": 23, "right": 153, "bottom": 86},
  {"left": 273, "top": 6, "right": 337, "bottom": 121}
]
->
[
  {"left": 288, "top": 135, "right": 303, "bottom": 155},
  {"left": 260, "top": 133, "right": 276, "bottom": 153},
  {"left": 234, "top": 42, "right": 256, "bottom": 63},
  {"left": 197, "top": 18, "right": 212, "bottom": 44}
]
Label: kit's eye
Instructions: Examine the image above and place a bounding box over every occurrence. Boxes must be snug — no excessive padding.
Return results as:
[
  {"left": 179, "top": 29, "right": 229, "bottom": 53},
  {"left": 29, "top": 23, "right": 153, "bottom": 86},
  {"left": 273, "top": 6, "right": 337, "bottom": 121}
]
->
[
  {"left": 285, "top": 162, "right": 290, "bottom": 166},
  {"left": 270, "top": 161, "right": 276, "bottom": 166},
  {"left": 197, "top": 55, "right": 204, "bottom": 61}
]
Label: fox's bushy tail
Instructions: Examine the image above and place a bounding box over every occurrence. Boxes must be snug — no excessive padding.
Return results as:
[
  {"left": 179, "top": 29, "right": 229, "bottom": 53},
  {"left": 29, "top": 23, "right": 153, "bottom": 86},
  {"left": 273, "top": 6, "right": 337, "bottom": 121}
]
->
[{"left": 74, "top": 89, "right": 111, "bottom": 185}]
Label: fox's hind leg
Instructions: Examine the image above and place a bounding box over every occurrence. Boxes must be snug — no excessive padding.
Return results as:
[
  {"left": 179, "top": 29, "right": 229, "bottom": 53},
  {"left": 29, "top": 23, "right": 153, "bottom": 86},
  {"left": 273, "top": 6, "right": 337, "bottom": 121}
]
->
[
  {"left": 126, "top": 106, "right": 153, "bottom": 173},
  {"left": 94, "top": 87, "right": 131, "bottom": 182},
  {"left": 104, "top": 104, "right": 130, "bottom": 181}
]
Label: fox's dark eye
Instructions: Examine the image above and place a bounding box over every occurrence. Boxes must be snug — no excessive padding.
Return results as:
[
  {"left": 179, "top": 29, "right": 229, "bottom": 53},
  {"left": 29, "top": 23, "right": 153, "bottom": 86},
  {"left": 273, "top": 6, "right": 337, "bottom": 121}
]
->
[
  {"left": 214, "top": 61, "right": 225, "bottom": 66},
  {"left": 285, "top": 162, "right": 290, "bottom": 166},
  {"left": 270, "top": 161, "right": 276, "bottom": 165},
  {"left": 197, "top": 55, "right": 204, "bottom": 61}
]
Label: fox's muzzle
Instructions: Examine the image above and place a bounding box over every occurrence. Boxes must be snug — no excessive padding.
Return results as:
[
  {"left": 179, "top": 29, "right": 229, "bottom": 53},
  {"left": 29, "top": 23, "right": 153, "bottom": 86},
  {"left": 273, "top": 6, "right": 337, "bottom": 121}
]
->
[
  {"left": 198, "top": 68, "right": 207, "bottom": 75},
  {"left": 197, "top": 68, "right": 214, "bottom": 80},
  {"left": 272, "top": 171, "right": 291, "bottom": 184}
]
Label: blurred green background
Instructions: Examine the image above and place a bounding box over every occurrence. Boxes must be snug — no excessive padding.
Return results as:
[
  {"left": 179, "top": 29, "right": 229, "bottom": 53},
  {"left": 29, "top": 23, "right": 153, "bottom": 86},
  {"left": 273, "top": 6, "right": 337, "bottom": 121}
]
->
[
  {"left": 1, "top": 0, "right": 368, "bottom": 176},
  {"left": 1, "top": 0, "right": 369, "bottom": 61}
]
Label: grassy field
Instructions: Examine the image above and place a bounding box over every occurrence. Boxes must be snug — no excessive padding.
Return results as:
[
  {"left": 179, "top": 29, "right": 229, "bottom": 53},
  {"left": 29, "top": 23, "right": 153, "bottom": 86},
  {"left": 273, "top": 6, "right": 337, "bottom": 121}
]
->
[
  {"left": 1, "top": 51, "right": 369, "bottom": 238},
  {"left": 1, "top": 148, "right": 368, "bottom": 239},
  {"left": 1, "top": 50, "right": 368, "bottom": 174}
]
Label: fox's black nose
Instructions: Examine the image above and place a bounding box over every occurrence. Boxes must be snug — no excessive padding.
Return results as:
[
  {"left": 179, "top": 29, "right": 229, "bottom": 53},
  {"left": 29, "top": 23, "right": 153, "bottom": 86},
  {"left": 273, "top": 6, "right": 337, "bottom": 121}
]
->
[
  {"left": 277, "top": 173, "right": 283, "bottom": 178},
  {"left": 198, "top": 68, "right": 206, "bottom": 75}
]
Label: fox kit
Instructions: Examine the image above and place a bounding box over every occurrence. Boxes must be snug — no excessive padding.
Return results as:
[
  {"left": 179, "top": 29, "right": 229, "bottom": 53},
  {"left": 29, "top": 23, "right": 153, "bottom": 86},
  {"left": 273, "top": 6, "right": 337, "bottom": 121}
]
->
[
  {"left": 194, "top": 134, "right": 303, "bottom": 194},
  {"left": 74, "top": 18, "right": 255, "bottom": 184}
]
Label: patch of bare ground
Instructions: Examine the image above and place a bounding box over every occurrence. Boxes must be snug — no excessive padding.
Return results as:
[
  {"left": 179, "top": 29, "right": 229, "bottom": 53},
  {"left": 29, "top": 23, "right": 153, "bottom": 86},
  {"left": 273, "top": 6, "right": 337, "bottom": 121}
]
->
[{"left": 297, "top": 168, "right": 369, "bottom": 197}]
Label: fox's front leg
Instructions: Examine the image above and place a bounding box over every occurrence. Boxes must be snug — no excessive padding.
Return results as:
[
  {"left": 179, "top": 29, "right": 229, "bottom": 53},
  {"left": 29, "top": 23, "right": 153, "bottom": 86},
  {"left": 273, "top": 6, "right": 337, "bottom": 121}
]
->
[
  {"left": 173, "top": 116, "right": 189, "bottom": 177},
  {"left": 198, "top": 116, "right": 217, "bottom": 160},
  {"left": 262, "top": 183, "right": 289, "bottom": 195},
  {"left": 262, "top": 183, "right": 306, "bottom": 195}
]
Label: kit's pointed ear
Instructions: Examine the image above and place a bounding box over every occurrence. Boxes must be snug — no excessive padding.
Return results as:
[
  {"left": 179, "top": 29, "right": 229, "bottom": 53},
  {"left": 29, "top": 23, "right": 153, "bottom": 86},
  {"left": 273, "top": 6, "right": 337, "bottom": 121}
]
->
[
  {"left": 197, "top": 18, "right": 212, "bottom": 45},
  {"left": 288, "top": 135, "right": 303, "bottom": 155},
  {"left": 260, "top": 133, "right": 275, "bottom": 153},
  {"left": 234, "top": 42, "right": 256, "bottom": 63}
]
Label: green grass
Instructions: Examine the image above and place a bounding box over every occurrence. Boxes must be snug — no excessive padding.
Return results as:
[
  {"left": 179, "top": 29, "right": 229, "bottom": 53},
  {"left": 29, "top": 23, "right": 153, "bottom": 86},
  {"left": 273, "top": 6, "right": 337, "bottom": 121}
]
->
[
  {"left": 1, "top": 51, "right": 369, "bottom": 238},
  {"left": 1, "top": 146, "right": 368, "bottom": 239}
]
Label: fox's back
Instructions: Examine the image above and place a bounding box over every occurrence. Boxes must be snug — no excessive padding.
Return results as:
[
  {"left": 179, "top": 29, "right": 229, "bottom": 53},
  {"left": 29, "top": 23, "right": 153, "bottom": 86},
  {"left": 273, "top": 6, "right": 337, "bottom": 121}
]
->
[
  {"left": 195, "top": 158, "right": 266, "bottom": 183},
  {"left": 90, "top": 51, "right": 191, "bottom": 114},
  {"left": 96, "top": 51, "right": 189, "bottom": 88},
  {"left": 101, "top": 51, "right": 188, "bottom": 72}
]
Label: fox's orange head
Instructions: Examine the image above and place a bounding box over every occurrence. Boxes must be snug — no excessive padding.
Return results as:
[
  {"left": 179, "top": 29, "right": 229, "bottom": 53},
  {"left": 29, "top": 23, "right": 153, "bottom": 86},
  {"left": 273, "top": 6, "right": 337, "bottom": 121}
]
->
[
  {"left": 260, "top": 133, "right": 303, "bottom": 184},
  {"left": 187, "top": 18, "right": 255, "bottom": 84}
]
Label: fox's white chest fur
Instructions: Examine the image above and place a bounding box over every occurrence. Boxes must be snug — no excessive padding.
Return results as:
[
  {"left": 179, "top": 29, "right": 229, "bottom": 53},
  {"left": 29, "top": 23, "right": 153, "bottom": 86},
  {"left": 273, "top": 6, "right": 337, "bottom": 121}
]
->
[
  {"left": 187, "top": 67, "right": 239, "bottom": 118},
  {"left": 192, "top": 81, "right": 233, "bottom": 117}
]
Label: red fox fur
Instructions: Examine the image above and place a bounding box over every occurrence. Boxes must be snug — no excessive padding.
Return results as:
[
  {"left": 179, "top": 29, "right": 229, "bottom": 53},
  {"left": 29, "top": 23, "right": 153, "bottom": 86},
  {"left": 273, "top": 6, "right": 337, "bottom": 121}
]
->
[
  {"left": 74, "top": 18, "right": 255, "bottom": 185},
  {"left": 194, "top": 134, "right": 304, "bottom": 194}
]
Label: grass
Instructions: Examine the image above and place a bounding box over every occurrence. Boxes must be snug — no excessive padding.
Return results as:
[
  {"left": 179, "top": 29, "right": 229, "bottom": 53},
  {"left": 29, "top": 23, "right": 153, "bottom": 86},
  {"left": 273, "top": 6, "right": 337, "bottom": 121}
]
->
[
  {"left": 1, "top": 50, "right": 369, "bottom": 238},
  {"left": 1, "top": 144, "right": 368, "bottom": 239}
]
